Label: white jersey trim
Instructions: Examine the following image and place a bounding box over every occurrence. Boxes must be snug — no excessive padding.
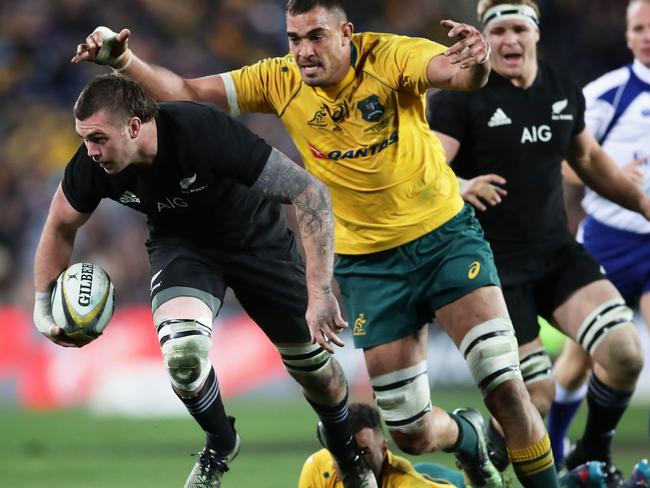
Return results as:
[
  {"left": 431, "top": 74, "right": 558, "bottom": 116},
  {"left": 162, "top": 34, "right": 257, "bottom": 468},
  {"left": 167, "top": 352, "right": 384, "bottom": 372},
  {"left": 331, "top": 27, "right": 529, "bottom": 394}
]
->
[{"left": 221, "top": 72, "right": 240, "bottom": 117}]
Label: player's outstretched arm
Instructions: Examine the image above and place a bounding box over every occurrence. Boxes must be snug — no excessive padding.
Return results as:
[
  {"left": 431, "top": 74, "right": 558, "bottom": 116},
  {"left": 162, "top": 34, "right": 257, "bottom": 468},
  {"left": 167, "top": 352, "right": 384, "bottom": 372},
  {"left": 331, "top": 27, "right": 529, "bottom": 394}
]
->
[
  {"left": 427, "top": 19, "right": 491, "bottom": 91},
  {"left": 251, "top": 148, "right": 347, "bottom": 353},
  {"left": 34, "top": 185, "right": 92, "bottom": 347},
  {"left": 567, "top": 128, "right": 650, "bottom": 220},
  {"left": 71, "top": 27, "right": 229, "bottom": 110}
]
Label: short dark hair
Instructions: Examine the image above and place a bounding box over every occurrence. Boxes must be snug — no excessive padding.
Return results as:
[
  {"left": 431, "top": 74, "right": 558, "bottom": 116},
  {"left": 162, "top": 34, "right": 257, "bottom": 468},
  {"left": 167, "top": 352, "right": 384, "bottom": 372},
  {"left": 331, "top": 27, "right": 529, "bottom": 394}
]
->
[
  {"left": 74, "top": 73, "right": 158, "bottom": 123},
  {"left": 348, "top": 403, "right": 384, "bottom": 434},
  {"left": 286, "top": 0, "right": 347, "bottom": 18}
]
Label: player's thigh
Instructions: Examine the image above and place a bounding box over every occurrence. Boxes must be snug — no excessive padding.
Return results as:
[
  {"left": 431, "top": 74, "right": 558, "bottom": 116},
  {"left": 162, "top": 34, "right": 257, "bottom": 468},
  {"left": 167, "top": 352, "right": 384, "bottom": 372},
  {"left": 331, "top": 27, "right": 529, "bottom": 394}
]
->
[
  {"left": 422, "top": 205, "right": 502, "bottom": 324},
  {"left": 500, "top": 283, "right": 542, "bottom": 346},
  {"left": 335, "top": 249, "right": 428, "bottom": 351},
  {"left": 226, "top": 251, "right": 312, "bottom": 344},
  {"left": 147, "top": 238, "right": 226, "bottom": 322}
]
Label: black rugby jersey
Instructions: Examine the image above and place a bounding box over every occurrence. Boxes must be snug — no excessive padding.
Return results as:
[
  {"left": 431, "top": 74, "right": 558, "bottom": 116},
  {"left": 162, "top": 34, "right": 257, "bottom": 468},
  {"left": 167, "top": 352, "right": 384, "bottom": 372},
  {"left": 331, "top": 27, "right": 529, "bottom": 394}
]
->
[
  {"left": 428, "top": 62, "right": 586, "bottom": 284},
  {"left": 63, "top": 102, "right": 292, "bottom": 252}
]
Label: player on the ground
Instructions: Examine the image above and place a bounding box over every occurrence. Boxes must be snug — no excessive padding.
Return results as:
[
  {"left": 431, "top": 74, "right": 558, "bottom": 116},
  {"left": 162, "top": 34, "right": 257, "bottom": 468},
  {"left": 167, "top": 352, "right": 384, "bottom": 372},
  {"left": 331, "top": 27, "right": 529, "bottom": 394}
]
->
[
  {"left": 548, "top": 0, "right": 650, "bottom": 464},
  {"left": 32, "top": 73, "right": 377, "bottom": 488},
  {"left": 299, "top": 403, "right": 467, "bottom": 488},
  {"left": 71, "top": 1, "right": 561, "bottom": 486},
  {"left": 427, "top": 1, "right": 648, "bottom": 485}
]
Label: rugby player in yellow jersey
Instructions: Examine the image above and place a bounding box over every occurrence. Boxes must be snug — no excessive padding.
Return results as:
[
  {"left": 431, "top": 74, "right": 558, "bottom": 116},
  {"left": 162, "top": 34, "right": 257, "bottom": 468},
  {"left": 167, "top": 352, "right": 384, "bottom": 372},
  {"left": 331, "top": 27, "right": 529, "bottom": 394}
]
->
[
  {"left": 72, "top": 1, "right": 560, "bottom": 486},
  {"left": 299, "top": 403, "right": 465, "bottom": 488}
]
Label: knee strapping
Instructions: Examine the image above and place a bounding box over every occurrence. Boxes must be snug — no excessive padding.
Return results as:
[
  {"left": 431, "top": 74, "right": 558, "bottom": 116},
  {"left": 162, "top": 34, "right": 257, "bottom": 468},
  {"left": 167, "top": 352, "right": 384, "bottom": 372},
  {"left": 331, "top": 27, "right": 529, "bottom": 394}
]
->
[
  {"left": 157, "top": 319, "right": 212, "bottom": 391},
  {"left": 460, "top": 318, "right": 522, "bottom": 395},
  {"left": 370, "top": 361, "right": 431, "bottom": 433},
  {"left": 576, "top": 299, "right": 633, "bottom": 355},
  {"left": 275, "top": 343, "right": 331, "bottom": 376},
  {"left": 520, "top": 347, "right": 552, "bottom": 385}
]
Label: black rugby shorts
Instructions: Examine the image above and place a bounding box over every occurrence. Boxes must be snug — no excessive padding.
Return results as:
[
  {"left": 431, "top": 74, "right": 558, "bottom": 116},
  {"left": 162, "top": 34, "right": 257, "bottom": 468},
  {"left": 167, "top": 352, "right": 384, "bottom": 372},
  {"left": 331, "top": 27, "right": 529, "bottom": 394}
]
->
[
  {"left": 146, "top": 237, "right": 311, "bottom": 343},
  {"left": 501, "top": 242, "right": 606, "bottom": 345}
]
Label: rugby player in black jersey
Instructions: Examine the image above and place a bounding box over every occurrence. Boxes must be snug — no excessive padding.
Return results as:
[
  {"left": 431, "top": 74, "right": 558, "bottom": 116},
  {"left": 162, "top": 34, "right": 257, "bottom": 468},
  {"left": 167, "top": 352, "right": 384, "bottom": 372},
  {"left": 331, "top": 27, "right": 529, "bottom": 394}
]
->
[
  {"left": 428, "top": 1, "right": 650, "bottom": 486},
  {"left": 32, "top": 74, "right": 377, "bottom": 488}
]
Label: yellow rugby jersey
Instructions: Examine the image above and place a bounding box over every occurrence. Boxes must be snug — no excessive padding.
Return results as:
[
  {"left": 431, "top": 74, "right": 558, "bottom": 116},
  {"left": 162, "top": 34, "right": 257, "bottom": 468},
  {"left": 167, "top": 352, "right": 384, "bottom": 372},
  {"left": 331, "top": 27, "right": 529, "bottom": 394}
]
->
[
  {"left": 227, "top": 32, "right": 464, "bottom": 254},
  {"left": 298, "top": 448, "right": 455, "bottom": 488}
]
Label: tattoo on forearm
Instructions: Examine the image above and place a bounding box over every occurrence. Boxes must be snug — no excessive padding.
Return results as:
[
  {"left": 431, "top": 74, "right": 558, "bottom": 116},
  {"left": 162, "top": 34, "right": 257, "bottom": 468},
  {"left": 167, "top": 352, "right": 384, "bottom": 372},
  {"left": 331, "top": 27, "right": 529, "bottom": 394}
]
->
[{"left": 252, "top": 148, "right": 334, "bottom": 252}]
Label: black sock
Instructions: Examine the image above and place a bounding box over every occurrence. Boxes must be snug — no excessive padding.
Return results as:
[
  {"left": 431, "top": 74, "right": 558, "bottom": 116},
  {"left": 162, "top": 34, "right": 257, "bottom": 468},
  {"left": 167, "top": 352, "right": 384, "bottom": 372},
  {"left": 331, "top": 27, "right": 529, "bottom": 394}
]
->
[
  {"left": 306, "top": 393, "right": 356, "bottom": 464},
  {"left": 177, "top": 367, "right": 236, "bottom": 456},
  {"left": 579, "top": 374, "right": 632, "bottom": 460}
]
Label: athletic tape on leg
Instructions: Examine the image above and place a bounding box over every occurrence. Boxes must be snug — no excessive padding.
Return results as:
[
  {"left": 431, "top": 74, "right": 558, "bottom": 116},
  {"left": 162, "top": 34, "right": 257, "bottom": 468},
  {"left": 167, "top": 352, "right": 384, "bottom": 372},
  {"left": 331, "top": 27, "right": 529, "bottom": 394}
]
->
[
  {"left": 370, "top": 361, "right": 432, "bottom": 433},
  {"left": 276, "top": 343, "right": 331, "bottom": 375},
  {"left": 520, "top": 347, "right": 553, "bottom": 385},
  {"left": 460, "top": 318, "right": 521, "bottom": 395},
  {"left": 157, "top": 318, "right": 212, "bottom": 391},
  {"left": 576, "top": 299, "right": 633, "bottom": 355}
]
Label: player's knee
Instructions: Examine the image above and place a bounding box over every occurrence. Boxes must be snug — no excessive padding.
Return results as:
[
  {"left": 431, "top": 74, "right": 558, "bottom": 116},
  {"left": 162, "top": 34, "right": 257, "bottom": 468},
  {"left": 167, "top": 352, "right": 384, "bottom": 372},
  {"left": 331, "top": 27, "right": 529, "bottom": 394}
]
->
[
  {"left": 369, "top": 361, "right": 432, "bottom": 436},
  {"left": 602, "top": 329, "right": 644, "bottom": 381},
  {"left": 158, "top": 319, "right": 212, "bottom": 391},
  {"left": 275, "top": 343, "right": 336, "bottom": 394},
  {"left": 460, "top": 318, "right": 522, "bottom": 397}
]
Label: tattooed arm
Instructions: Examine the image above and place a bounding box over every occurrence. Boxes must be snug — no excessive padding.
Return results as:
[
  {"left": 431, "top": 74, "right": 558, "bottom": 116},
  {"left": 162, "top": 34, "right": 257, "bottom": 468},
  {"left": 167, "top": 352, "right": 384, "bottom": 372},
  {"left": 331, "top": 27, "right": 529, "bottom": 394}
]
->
[{"left": 251, "top": 148, "right": 347, "bottom": 352}]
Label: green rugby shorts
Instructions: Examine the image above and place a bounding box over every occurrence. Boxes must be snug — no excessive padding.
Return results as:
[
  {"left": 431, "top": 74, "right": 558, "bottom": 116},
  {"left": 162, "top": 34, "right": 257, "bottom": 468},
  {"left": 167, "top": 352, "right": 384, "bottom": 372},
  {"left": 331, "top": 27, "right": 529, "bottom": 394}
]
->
[{"left": 335, "top": 204, "right": 500, "bottom": 349}]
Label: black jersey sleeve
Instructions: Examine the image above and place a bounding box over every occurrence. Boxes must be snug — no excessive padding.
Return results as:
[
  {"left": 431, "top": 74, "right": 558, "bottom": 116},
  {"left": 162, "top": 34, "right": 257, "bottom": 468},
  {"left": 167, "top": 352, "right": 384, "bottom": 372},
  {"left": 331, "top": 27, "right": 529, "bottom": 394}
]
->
[
  {"left": 61, "top": 145, "right": 109, "bottom": 214},
  {"left": 572, "top": 83, "right": 586, "bottom": 136},
  {"left": 205, "top": 106, "right": 273, "bottom": 187},
  {"left": 426, "top": 90, "right": 471, "bottom": 143}
]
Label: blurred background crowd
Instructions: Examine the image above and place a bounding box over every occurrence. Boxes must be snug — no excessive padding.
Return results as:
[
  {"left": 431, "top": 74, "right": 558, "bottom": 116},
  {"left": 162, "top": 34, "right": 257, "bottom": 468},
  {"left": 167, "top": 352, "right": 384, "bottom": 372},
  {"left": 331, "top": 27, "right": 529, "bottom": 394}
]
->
[{"left": 0, "top": 0, "right": 634, "bottom": 313}]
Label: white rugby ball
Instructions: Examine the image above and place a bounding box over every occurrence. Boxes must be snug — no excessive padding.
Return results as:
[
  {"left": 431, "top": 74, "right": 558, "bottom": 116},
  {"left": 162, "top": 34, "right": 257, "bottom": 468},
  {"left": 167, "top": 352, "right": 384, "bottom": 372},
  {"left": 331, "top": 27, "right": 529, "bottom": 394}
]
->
[{"left": 51, "top": 262, "right": 115, "bottom": 340}]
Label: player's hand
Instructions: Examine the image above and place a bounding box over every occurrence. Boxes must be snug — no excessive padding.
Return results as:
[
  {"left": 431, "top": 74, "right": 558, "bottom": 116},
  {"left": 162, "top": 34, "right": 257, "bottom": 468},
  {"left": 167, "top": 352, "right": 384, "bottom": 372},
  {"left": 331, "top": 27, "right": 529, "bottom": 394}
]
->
[
  {"left": 71, "top": 26, "right": 131, "bottom": 67},
  {"left": 622, "top": 156, "right": 647, "bottom": 187},
  {"left": 442, "top": 19, "right": 491, "bottom": 69},
  {"left": 306, "top": 290, "right": 348, "bottom": 354},
  {"left": 33, "top": 291, "right": 95, "bottom": 348},
  {"left": 461, "top": 174, "right": 507, "bottom": 211}
]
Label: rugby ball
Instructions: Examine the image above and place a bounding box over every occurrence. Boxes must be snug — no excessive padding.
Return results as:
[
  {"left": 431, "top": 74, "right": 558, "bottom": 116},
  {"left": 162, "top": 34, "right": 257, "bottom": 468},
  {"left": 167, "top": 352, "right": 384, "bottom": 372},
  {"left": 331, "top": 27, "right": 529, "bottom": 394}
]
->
[{"left": 51, "top": 262, "right": 115, "bottom": 340}]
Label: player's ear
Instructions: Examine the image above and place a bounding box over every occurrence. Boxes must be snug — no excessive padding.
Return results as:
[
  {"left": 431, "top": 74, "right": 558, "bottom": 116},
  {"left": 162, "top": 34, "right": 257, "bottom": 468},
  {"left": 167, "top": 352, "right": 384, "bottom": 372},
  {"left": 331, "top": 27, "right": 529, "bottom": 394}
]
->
[
  {"left": 341, "top": 21, "right": 354, "bottom": 43},
  {"left": 128, "top": 117, "right": 141, "bottom": 138}
]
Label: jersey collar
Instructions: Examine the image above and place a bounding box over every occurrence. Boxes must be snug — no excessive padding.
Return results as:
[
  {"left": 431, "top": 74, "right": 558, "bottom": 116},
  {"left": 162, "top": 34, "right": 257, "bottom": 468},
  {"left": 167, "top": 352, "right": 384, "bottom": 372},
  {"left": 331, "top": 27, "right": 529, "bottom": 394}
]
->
[{"left": 313, "top": 64, "right": 357, "bottom": 101}]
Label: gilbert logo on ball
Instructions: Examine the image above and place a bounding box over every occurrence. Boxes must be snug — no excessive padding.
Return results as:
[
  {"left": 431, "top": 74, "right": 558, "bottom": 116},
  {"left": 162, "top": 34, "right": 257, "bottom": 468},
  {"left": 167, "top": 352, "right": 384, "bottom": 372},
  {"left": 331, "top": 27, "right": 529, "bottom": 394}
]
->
[{"left": 51, "top": 262, "right": 115, "bottom": 341}]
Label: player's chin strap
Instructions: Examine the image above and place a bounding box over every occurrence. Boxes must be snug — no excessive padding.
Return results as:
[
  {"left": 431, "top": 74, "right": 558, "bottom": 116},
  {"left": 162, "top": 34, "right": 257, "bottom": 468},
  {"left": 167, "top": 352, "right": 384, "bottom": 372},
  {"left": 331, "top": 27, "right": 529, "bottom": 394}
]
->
[{"left": 481, "top": 4, "right": 539, "bottom": 33}]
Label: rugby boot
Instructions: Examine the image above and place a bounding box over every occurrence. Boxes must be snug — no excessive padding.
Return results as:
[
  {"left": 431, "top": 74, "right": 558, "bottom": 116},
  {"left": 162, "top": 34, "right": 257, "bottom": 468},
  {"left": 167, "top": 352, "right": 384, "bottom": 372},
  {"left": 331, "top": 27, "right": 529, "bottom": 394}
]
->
[
  {"left": 627, "top": 459, "right": 650, "bottom": 487},
  {"left": 317, "top": 422, "right": 378, "bottom": 488},
  {"left": 484, "top": 417, "right": 510, "bottom": 472},
  {"left": 559, "top": 461, "right": 606, "bottom": 488},
  {"left": 565, "top": 442, "right": 625, "bottom": 488},
  {"left": 452, "top": 408, "right": 503, "bottom": 488},
  {"left": 184, "top": 433, "right": 241, "bottom": 488}
]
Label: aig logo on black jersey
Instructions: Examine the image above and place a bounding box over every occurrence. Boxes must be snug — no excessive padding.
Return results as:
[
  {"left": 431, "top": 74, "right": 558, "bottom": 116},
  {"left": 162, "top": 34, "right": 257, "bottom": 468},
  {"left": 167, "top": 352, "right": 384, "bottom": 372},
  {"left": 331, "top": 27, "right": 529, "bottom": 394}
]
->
[{"left": 521, "top": 125, "right": 552, "bottom": 144}]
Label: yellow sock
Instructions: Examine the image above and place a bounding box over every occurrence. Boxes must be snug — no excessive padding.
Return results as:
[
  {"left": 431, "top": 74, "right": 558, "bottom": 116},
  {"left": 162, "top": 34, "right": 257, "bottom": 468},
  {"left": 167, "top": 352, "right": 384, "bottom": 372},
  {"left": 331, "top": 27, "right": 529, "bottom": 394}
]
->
[{"left": 508, "top": 433, "right": 555, "bottom": 477}]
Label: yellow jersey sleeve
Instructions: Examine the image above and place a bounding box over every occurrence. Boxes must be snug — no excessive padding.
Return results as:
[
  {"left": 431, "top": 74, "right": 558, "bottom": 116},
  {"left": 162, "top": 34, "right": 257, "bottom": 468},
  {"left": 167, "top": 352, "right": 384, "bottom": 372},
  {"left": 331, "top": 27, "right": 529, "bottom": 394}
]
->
[
  {"left": 384, "top": 452, "right": 456, "bottom": 488},
  {"left": 298, "top": 449, "right": 341, "bottom": 488},
  {"left": 358, "top": 33, "right": 447, "bottom": 97},
  {"left": 229, "top": 54, "right": 301, "bottom": 115}
]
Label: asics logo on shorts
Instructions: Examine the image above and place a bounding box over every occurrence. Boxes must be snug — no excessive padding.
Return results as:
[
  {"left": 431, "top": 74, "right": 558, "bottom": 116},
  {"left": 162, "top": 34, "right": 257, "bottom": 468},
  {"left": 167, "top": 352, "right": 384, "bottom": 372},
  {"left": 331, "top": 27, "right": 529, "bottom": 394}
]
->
[
  {"left": 468, "top": 261, "right": 481, "bottom": 279},
  {"left": 353, "top": 313, "right": 367, "bottom": 336}
]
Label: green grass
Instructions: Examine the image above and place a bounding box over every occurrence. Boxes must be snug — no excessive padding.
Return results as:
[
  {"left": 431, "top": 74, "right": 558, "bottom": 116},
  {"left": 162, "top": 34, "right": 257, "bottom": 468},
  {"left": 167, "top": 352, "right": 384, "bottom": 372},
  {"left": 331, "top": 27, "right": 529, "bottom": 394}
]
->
[{"left": 1, "top": 391, "right": 648, "bottom": 487}]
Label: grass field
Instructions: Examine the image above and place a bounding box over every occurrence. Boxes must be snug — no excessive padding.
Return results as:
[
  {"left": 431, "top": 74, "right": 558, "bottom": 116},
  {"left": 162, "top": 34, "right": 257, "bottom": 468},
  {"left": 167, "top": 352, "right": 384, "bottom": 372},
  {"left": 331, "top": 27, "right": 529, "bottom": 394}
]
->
[{"left": 1, "top": 389, "right": 648, "bottom": 487}]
